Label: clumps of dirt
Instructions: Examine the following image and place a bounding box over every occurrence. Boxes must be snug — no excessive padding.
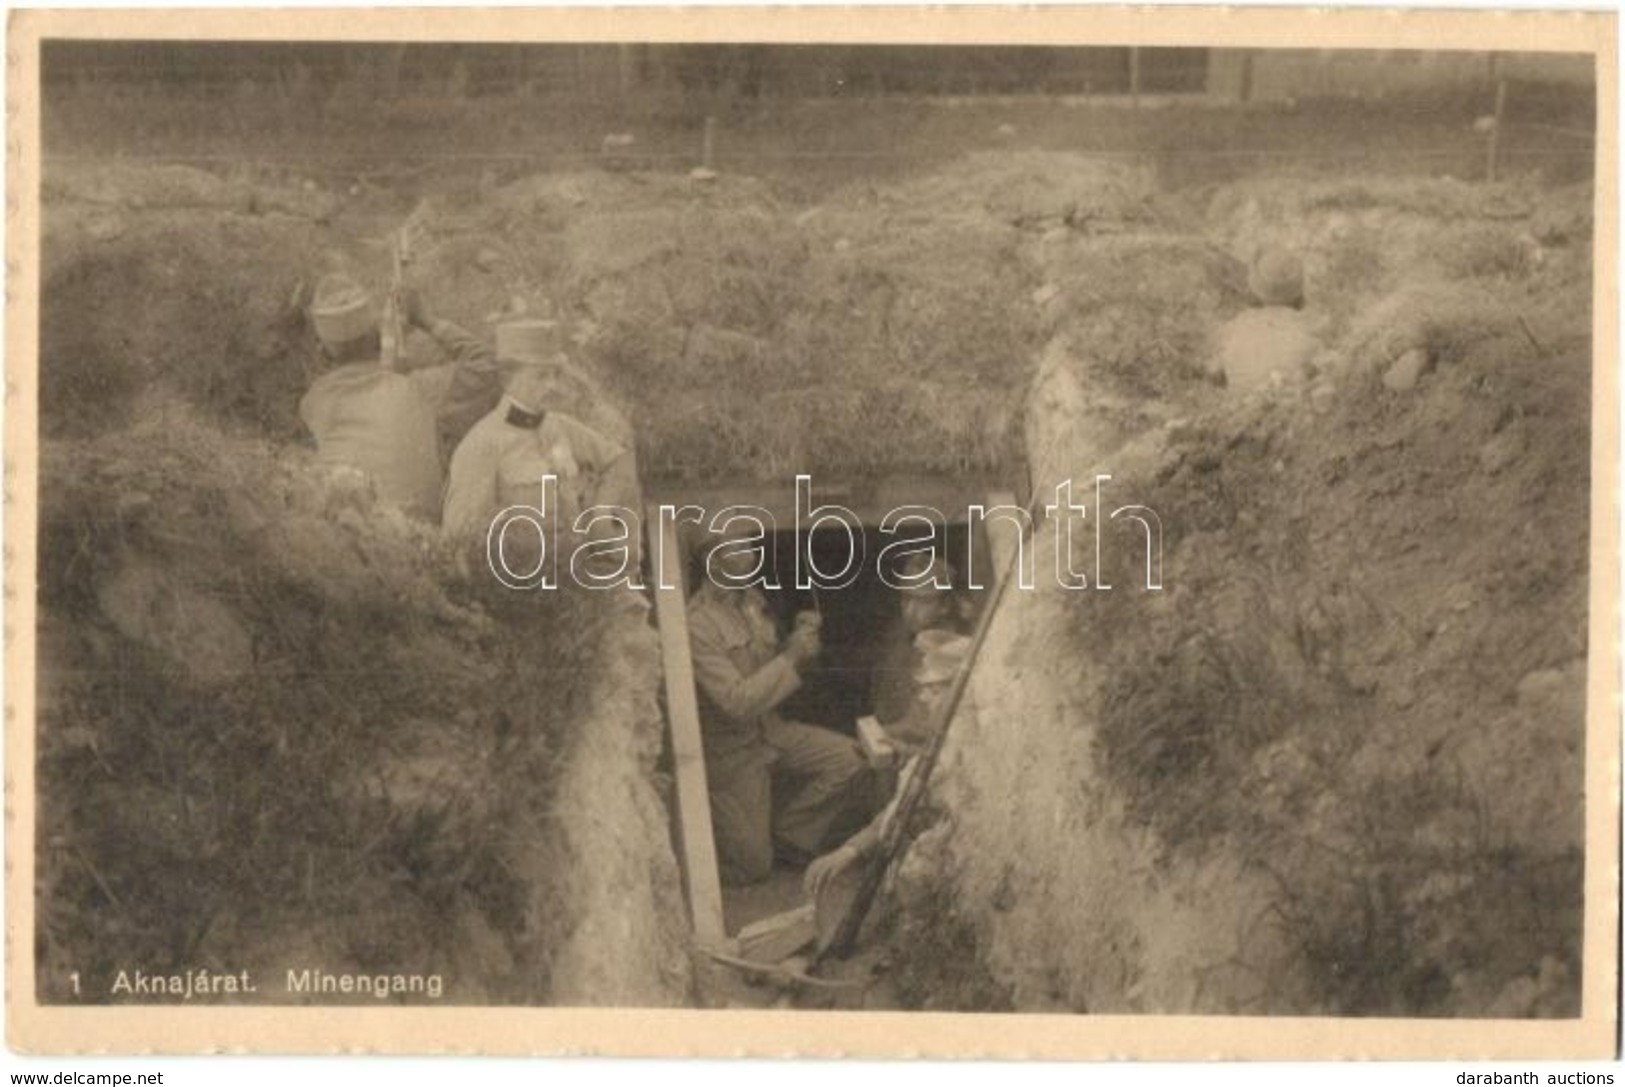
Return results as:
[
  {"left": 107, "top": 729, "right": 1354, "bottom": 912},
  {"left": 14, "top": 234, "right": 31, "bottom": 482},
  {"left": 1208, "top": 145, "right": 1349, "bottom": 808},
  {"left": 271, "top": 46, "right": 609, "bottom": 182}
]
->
[
  {"left": 36, "top": 398, "right": 689, "bottom": 1004},
  {"left": 1204, "top": 175, "right": 1593, "bottom": 343},
  {"left": 1073, "top": 276, "right": 1587, "bottom": 1014},
  {"left": 886, "top": 825, "right": 1017, "bottom": 1014},
  {"left": 886, "top": 160, "right": 1590, "bottom": 1018},
  {"left": 1339, "top": 282, "right": 1521, "bottom": 376},
  {"left": 40, "top": 209, "right": 327, "bottom": 441},
  {"left": 1037, "top": 232, "right": 1251, "bottom": 403}
]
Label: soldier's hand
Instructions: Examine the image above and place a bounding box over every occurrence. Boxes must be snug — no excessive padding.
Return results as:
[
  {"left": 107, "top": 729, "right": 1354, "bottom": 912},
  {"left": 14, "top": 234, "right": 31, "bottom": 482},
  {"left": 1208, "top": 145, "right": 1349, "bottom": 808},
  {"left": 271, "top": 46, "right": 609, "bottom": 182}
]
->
[
  {"left": 401, "top": 288, "right": 431, "bottom": 330},
  {"left": 804, "top": 844, "right": 861, "bottom": 898},
  {"left": 289, "top": 278, "right": 315, "bottom": 315},
  {"left": 786, "top": 625, "right": 821, "bottom": 666},
  {"left": 863, "top": 737, "right": 898, "bottom": 773}
]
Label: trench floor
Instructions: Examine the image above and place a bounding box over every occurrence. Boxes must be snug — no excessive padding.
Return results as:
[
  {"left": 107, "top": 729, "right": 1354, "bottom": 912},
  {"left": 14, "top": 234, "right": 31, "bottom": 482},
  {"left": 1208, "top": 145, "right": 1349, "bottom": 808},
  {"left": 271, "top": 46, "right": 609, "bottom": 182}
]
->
[
  {"left": 723, "top": 865, "right": 807, "bottom": 935},
  {"left": 698, "top": 865, "right": 903, "bottom": 1011}
]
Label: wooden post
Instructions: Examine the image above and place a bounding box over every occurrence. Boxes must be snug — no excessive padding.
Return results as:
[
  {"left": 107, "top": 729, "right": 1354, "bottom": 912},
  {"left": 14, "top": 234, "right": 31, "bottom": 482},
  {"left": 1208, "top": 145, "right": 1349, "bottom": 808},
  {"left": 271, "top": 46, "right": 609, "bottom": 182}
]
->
[
  {"left": 1128, "top": 46, "right": 1142, "bottom": 108},
  {"left": 1486, "top": 61, "right": 1508, "bottom": 183},
  {"left": 647, "top": 505, "right": 726, "bottom": 947},
  {"left": 617, "top": 43, "right": 635, "bottom": 100},
  {"left": 984, "top": 490, "right": 1020, "bottom": 589}
]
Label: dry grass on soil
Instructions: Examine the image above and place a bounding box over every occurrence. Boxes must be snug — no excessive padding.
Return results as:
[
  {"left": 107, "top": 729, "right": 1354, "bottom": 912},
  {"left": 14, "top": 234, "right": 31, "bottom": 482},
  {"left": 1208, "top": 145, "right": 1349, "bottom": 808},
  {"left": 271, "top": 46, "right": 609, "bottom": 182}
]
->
[
  {"left": 44, "top": 159, "right": 1056, "bottom": 479},
  {"left": 37, "top": 399, "right": 621, "bottom": 1003},
  {"left": 882, "top": 162, "right": 1591, "bottom": 1018},
  {"left": 35, "top": 150, "right": 1597, "bottom": 1016},
  {"left": 1070, "top": 280, "right": 1588, "bottom": 1016}
]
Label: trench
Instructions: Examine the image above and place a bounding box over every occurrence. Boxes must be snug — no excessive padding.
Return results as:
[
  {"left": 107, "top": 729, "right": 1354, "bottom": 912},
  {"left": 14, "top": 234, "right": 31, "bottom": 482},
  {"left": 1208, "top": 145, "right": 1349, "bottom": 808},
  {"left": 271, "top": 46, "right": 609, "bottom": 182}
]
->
[
  {"left": 640, "top": 476, "right": 1023, "bottom": 1006},
  {"left": 35, "top": 151, "right": 1593, "bottom": 1015},
  {"left": 32, "top": 157, "right": 1123, "bottom": 1008}
]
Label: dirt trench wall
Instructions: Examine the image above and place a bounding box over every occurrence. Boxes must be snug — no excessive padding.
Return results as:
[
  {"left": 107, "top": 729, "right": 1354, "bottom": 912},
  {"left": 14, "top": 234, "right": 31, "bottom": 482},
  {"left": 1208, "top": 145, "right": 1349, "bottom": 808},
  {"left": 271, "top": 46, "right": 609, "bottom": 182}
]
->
[
  {"left": 889, "top": 174, "right": 1590, "bottom": 1017},
  {"left": 38, "top": 156, "right": 1589, "bottom": 1015},
  {"left": 892, "top": 214, "right": 1284, "bottom": 1014},
  {"left": 35, "top": 405, "right": 692, "bottom": 1007},
  {"left": 39, "top": 167, "right": 693, "bottom": 1006},
  {"left": 895, "top": 360, "right": 1295, "bottom": 1014},
  {"left": 545, "top": 600, "right": 694, "bottom": 1005}
]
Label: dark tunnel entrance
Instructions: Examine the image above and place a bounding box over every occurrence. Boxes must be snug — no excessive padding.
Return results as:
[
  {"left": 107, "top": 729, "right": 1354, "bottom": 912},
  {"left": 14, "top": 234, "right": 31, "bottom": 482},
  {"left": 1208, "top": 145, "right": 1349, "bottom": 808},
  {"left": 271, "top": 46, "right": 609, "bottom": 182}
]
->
[
  {"left": 644, "top": 473, "right": 1024, "bottom": 944},
  {"left": 672, "top": 516, "right": 998, "bottom": 737},
  {"left": 759, "top": 524, "right": 989, "bottom": 737}
]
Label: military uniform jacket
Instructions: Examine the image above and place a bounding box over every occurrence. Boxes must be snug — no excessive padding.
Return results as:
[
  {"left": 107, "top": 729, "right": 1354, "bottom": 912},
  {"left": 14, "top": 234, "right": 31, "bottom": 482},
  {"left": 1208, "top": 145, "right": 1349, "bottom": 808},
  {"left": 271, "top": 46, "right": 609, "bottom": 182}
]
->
[{"left": 686, "top": 583, "right": 802, "bottom": 761}]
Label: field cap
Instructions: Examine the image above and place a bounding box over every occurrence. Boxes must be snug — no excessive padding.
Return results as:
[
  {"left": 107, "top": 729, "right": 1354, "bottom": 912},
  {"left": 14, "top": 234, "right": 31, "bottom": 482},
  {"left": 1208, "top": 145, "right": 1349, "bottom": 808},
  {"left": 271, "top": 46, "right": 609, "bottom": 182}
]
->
[
  {"left": 310, "top": 273, "right": 376, "bottom": 347},
  {"left": 1249, "top": 248, "right": 1306, "bottom": 308},
  {"left": 506, "top": 359, "right": 604, "bottom": 416}
]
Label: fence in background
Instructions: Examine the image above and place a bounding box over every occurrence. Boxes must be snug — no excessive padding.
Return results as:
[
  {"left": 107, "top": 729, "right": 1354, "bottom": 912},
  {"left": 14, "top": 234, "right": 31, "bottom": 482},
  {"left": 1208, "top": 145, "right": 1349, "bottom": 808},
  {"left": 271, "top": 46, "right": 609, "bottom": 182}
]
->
[
  {"left": 43, "top": 42, "right": 1215, "bottom": 101},
  {"left": 43, "top": 42, "right": 1592, "bottom": 105},
  {"left": 38, "top": 42, "right": 1595, "bottom": 188}
]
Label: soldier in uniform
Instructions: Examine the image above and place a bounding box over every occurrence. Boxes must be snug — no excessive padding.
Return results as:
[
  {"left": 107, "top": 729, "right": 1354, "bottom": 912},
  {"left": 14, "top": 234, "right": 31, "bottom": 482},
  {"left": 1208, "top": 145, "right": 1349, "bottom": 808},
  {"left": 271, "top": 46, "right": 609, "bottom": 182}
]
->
[
  {"left": 440, "top": 319, "right": 636, "bottom": 550},
  {"left": 300, "top": 273, "right": 501, "bottom": 521},
  {"left": 687, "top": 524, "right": 879, "bottom": 885},
  {"left": 1209, "top": 247, "right": 1321, "bottom": 394}
]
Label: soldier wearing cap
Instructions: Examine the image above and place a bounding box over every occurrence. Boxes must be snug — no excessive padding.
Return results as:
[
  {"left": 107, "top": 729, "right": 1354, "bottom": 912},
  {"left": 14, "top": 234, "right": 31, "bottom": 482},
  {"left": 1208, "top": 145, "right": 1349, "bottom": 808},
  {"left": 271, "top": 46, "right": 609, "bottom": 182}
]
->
[
  {"left": 1209, "top": 247, "right": 1321, "bottom": 394},
  {"left": 870, "top": 551, "right": 968, "bottom": 732},
  {"left": 687, "top": 522, "right": 880, "bottom": 886},
  {"left": 300, "top": 273, "right": 502, "bottom": 520},
  {"left": 804, "top": 633, "right": 970, "bottom": 898},
  {"left": 440, "top": 319, "right": 636, "bottom": 549}
]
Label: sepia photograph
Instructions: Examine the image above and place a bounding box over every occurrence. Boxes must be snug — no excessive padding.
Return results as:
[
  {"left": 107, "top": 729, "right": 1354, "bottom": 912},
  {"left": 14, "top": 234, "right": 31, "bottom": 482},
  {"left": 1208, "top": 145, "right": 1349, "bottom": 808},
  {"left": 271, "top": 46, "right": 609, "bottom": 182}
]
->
[{"left": 5, "top": 6, "right": 1617, "bottom": 1060}]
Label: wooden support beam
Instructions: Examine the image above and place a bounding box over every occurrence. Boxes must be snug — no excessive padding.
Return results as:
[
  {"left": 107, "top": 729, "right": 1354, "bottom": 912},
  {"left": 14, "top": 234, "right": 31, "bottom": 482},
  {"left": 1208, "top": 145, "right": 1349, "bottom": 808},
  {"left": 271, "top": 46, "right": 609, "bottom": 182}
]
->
[
  {"left": 647, "top": 505, "right": 726, "bottom": 948},
  {"left": 701, "top": 115, "right": 717, "bottom": 170},
  {"left": 641, "top": 471, "right": 1021, "bottom": 531},
  {"left": 1486, "top": 62, "right": 1509, "bottom": 184}
]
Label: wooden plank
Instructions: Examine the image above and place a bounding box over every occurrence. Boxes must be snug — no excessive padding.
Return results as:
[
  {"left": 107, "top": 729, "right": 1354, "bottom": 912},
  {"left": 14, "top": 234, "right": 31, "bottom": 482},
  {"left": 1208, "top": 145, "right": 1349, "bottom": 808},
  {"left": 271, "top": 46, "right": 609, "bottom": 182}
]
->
[
  {"left": 647, "top": 504, "right": 726, "bottom": 948},
  {"left": 983, "top": 490, "right": 1021, "bottom": 589}
]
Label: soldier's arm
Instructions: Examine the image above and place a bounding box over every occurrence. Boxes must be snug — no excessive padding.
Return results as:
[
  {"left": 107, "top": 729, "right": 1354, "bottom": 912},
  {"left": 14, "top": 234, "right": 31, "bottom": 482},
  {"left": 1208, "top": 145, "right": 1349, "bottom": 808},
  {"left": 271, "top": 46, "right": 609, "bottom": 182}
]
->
[
  {"left": 843, "top": 817, "right": 883, "bottom": 860},
  {"left": 440, "top": 432, "right": 499, "bottom": 543},
  {"left": 804, "top": 812, "right": 883, "bottom": 896},
  {"left": 414, "top": 315, "right": 506, "bottom": 446},
  {"left": 687, "top": 610, "right": 802, "bottom": 723},
  {"left": 564, "top": 417, "right": 640, "bottom": 515},
  {"left": 297, "top": 386, "right": 324, "bottom": 441}
]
